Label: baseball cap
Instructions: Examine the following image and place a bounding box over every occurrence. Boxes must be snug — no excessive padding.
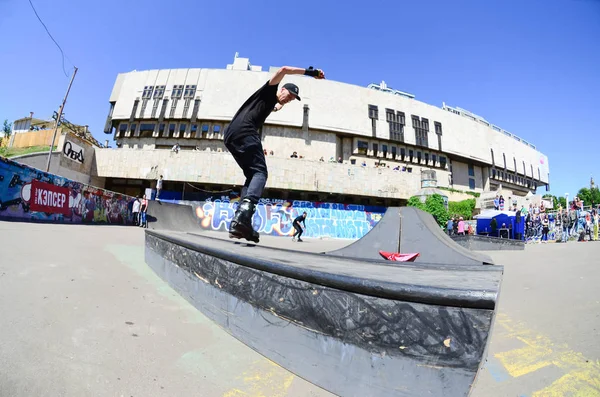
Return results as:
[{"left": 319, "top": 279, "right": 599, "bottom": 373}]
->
[{"left": 283, "top": 83, "right": 301, "bottom": 101}]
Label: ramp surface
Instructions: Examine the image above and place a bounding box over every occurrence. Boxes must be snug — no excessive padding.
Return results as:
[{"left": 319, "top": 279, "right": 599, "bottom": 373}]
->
[
  {"left": 146, "top": 201, "right": 200, "bottom": 232},
  {"left": 327, "top": 207, "right": 495, "bottom": 265},
  {"left": 147, "top": 202, "right": 495, "bottom": 265}
]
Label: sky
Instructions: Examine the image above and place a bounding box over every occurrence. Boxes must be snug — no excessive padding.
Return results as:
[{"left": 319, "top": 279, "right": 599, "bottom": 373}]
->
[{"left": 0, "top": 0, "right": 598, "bottom": 198}]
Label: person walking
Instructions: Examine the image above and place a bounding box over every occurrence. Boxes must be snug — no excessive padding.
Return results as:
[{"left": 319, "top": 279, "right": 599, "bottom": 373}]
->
[
  {"left": 224, "top": 65, "right": 325, "bottom": 243},
  {"left": 292, "top": 212, "right": 308, "bottom": 242}
]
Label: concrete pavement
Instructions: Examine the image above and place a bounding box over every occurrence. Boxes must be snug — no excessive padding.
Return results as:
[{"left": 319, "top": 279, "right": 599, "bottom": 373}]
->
[{"left": 0, "top": 221, "right": 598, "bottom": 396}]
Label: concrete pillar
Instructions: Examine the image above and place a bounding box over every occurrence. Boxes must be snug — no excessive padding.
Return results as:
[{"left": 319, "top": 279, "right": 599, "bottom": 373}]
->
[
  {"left": 302, "top": 104, "right": 310, "bottom": 143},
  {"left": 482, "top": 166, "right": 491, "bottom": 191}
]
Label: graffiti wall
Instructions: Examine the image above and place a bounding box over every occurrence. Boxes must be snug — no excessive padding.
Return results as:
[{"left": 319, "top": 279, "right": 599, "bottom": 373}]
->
[
  {"left": 0, "top": 156, "right": 135, "bottom": 224},
  {"left": 176, "top": 197, "right": 386, "bottom": 239}
]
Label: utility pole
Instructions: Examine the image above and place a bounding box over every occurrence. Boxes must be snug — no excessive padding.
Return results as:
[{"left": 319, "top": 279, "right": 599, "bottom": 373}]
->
[{"left": 46, "top": 66, "right": 78, "bottom": 172}]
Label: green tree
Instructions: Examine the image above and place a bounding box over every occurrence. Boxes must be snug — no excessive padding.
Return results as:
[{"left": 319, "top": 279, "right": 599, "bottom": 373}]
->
[
  {"left": 407, "top": 194, "right": 450, "bottom": 227},
  {"left": 448, "top": 198, "right": 476, "bottom": 220},
  {"left": 429, "top": 195, "right": 451, "bottom": 226},
  {"left": 407, "top": 194, "right": 451, "bottom": 227},
  {"left": 577, "top": 187, "right": 600, "bottom": 207},
  {"left": 2, "top": 119, "right": 11, "bottom": 138},
  {"left": 407, "top": 196, "right": 426, "bottom": 211},
  {"left": 425, "top": 194, "right": 450, "bottom": 227}
]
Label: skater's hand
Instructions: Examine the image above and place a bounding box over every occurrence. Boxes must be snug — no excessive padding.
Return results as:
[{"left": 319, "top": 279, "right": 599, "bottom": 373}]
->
[
  {"left": 305, "top": 66, "right": 325, "bottom": 79},
  {"left": 273, "top": 103, "right": 283, "bottom": 112},
  {"left": 304, "top": 66, "right": 325, "bottom": 79}
]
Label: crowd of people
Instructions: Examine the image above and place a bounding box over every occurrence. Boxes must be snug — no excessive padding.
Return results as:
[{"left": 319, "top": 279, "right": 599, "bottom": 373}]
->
[
  {"left": 446, "top": 217, "right": 474, "bottom": 236},
  {"left": 553, "top": 197, "right": 599, "bottom": 242}
]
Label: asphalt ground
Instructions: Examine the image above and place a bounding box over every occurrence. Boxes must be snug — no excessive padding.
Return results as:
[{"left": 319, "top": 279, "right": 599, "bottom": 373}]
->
[{"left": 0, "top": 221, "right": 598, "bottom": 397}]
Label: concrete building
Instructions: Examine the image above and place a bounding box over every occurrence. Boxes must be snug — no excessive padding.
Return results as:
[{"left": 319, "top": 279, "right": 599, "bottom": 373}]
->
[{"left": 99, "top": 55, "right": 550, "bottom": 205}]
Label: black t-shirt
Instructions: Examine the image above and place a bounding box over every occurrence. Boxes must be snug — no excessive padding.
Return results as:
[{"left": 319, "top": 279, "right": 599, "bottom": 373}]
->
[
  {"left": 293, "top": 215, "right": 306, "bottom": 226},
  {"left": 224, "top": 81, "right": 279, "bottom": 142}
]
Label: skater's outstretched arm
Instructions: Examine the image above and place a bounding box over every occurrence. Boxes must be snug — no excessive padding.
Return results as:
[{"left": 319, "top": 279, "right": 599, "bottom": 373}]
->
[{"left": 269, "top": 66, "right": 325, "bottom": 86}]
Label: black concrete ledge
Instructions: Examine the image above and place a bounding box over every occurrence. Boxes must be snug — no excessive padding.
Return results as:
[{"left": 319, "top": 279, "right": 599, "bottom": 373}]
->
[
  {"left": 451, "top": 235, "right": 525, "bottom": 251},
  {"left": 145, "top": 230, "right": 503, "bottom": 397},
  {"left": 147, "top": 230, "right": 503, "bottom": 311}
]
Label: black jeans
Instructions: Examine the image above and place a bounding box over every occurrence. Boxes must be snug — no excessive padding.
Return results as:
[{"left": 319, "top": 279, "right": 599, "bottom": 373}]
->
[
  {"left": 293, "top": 222, "right": 303, "bottom": 238},
  {"left": 225, "top": 133, "right": 268, "bottom": 204}
]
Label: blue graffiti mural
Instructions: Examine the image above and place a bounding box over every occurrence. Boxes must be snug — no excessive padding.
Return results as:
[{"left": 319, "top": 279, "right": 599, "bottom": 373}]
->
[{"left": 177, "top": 197, "right": 385, "bottom": 239}]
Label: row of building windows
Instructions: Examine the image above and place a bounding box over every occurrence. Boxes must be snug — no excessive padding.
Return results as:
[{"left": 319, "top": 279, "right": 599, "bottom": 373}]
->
[
  {"left": 367, "top": 104, "right": 444, "bottom": 150},
  {"left": 490, "top": 149, "right": 541, "bottom": 180},
  {"left": 491, "top": 168, "right": 538, "bottom": 189},
  {"left": 356, "top": 139, "right": 448, "bottom": 168},
  {"left": 134, "top": 89, "right": 202, "bottom": 121},
  {"left": 117, "top": 121, "right": 225, "bottom": 139},
  {"left": 141, "top": 84, "right": 197, "bottom": 100}
]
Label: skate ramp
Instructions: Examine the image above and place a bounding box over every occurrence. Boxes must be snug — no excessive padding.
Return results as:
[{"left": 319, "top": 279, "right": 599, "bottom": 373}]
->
[
  {"left": 145, "top": 201, "right": 200, "bottom": 232},
  {"left": 327, "top": 207, "right": 495, "bottom": 265},
  {"left": 145, "top": 229, "right": 503, "bottom": 397}
]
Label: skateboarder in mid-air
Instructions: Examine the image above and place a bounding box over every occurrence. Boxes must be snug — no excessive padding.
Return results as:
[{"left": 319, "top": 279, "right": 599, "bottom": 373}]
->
[{"left": 224, "top": 65, "right": 326, "bottom": 243}]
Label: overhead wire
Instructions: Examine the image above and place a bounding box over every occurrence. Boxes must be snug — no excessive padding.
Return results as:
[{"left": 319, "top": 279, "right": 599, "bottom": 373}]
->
[{"left": 27, "top": 0, "right": 73, "bottom": 78}]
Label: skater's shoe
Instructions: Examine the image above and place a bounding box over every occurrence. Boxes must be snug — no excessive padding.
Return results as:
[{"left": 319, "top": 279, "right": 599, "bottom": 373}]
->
[
  {"left": 297, "top": 238, "right": 303, "bottom": 242},
  {"left": 292, "top": 237, "right": 296, "bottom": 242},
  {"left": 229, "top": 224, "right": 259, "bottom": 243},
  {"left": 229, "top": 199, "right": 260, "bottom": 243}
]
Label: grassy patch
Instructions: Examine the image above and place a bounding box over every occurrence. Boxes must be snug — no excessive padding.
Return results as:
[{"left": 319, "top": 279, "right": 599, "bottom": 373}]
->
[{"left": 0, "top": 145, "right": 56, "bottom": 158}]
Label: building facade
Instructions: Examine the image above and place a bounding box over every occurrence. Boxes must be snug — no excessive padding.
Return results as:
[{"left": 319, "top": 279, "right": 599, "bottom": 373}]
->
[{"left": 99, "top": 55, "right": 550, "bottom": 205}]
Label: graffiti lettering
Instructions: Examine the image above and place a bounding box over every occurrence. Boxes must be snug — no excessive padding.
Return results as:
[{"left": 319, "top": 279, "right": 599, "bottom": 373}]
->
[
  {"left": 36, "top": 188, "right": 66, "bottom": 208},
  {"left": 63, "top": 141, "right": 85, "bottom": 164},
  {"left": 185, "top": 198, "right": 385, "bottom": 239}
]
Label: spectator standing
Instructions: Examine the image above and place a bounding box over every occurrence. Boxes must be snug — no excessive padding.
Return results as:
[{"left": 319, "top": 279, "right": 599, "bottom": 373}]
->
[
  {"left": 562, "top": 209, "right": 570, "bottom": 242},
  {"left": 493, "top": 195, "right": 499, "bottom": 210},
  {"left": 457, "top": 217, "right": 465, "bottom": 235},
  {"left": 132, "top": 197, "right": 141, "bottom": 226},
  {"left": 593, "top": 209, "right": 599, "bottom": 241},
  {"left": 447, "top": 218, "right": 454, "bottom": 236},
  {"left": 569, "top": 207, "right": 578, "bottom": 235},
  {"left": 541, "top": 214, "right": 549, "bottom": 243},
  {"left": 140, "top": 194, "right": 148, "bottom": 228},
  {"left": 515, "top": 208, "right": 522, "bottom": 240},
  {"left": 156, "top": 175, "right": 163, "bottom": 201}
]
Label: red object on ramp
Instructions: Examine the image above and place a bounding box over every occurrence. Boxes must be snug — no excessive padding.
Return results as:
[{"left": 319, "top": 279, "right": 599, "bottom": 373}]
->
[{"left": 379, "top": 250, "right": 420, "bottom": 262}]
